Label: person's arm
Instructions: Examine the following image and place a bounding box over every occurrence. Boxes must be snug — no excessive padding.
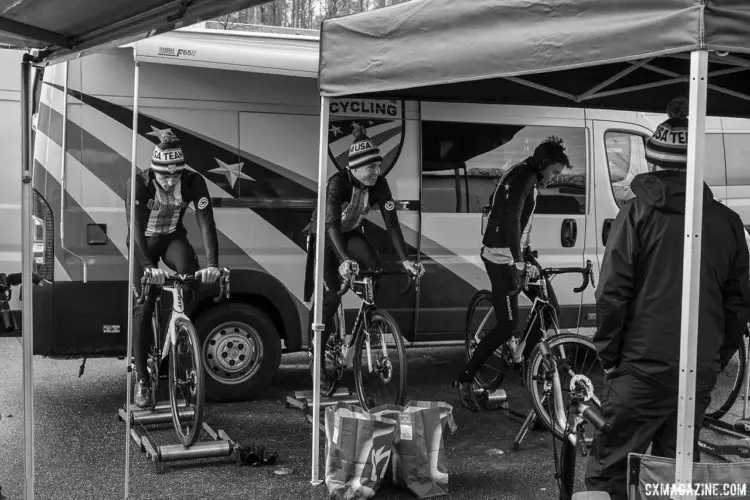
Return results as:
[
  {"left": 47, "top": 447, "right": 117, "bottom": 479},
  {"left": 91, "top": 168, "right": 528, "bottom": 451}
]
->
[
  {"left": 124, "top": 175, "right": 156, "bottom": 269},
  {"left": 720, "top": 217, "right": 750, "bottom": 369},
  {"left": 188, "top": 174, "right": 219, "bottom": 268},
  {"left": 324, "top": 175, "right": 351, "bottom": 262},
  {"left": 501, "top": 172, "right": 536, "bottom": 263},
  {"left": 593, "top": 200, "right": 639, "bottom": 370},
  {"left": 374, "top": 178, "right": 408, "bottom": 262}
]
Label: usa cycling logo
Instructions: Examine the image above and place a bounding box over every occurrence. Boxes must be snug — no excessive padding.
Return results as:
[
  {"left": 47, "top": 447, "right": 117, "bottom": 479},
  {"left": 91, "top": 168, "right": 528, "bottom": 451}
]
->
[{"left": 327, "top": 99, "right": 406, "bottom": 177}]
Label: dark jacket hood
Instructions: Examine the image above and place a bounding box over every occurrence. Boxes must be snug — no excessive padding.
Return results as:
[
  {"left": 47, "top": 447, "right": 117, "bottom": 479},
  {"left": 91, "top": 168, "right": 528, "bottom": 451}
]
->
[{"left": 631, "top": 170, "right": 714, "bottom": 214}]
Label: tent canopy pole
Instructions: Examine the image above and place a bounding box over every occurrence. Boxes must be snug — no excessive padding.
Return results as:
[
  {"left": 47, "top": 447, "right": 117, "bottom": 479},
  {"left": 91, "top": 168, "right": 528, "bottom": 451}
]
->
[
  {"left": 124, "top": 55, "right": 141, "bottom": 500},
  {"left": 310, "top": 95, "right": 330, "bottom": 486},
  {"left": 21, "top": 51, "right": 35, "bottom": 500},
  {"left": 674, "top": 49, "right": 708, "bottom": 499}
]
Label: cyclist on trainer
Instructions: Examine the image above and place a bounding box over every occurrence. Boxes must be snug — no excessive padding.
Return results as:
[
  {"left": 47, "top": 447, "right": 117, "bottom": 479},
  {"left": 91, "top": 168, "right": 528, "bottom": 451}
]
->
[
  {"left": 303, "top": 124, "right": 424, "bottom": 381},
  {"left": 455, "top": 136, "right": 570, "bottom": 411},
  {"left": 126, "top": 130, "right": 220, "bottom": 408}
]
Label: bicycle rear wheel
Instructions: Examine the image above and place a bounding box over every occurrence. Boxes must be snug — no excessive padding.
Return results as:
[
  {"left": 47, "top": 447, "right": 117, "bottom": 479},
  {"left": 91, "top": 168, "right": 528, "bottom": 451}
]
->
[
  {"left": 465, "top": 290, "right": 509, "bottom": 389},
  {"left": 169, "top": 317, "right": 205, "bottom": 447},
  {"left": 353, "top": 309, "right": 407, "bottom": 410},
  {"left": 706, "top": 326, "right": 748, "bottom": 420},
  {"left": 525, "top": 333, "right": 604, "bottom": 441}
]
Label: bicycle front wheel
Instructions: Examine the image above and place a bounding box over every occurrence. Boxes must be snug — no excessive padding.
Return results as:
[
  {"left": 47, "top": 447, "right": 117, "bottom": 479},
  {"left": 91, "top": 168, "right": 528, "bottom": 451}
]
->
[
  {"left": 353, "top": 309, "right": 407, "bottom": 410},
  {"left": 706, "top": 327, "right": 747, "bottom": 420},
  {"left": 525, "top": 333, "right": 604, "bottom": 440},
  {"left": 169, "top": 317, "right": 205, "bottom": 447}
]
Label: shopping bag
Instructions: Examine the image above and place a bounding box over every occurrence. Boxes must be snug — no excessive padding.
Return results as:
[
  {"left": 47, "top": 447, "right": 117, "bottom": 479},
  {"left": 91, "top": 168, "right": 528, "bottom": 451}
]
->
[
  {"left": 324, "top": 402, "right": 399, "bottom": 500},
  {"left": 373, "top": 401, "right": 458, "bottom": 499}
]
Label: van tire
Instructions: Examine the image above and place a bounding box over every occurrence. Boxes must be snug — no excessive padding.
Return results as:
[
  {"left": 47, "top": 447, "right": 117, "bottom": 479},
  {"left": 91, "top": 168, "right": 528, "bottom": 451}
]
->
[{"left": 194, "top": 302, "right": 282, "bottom": 402}]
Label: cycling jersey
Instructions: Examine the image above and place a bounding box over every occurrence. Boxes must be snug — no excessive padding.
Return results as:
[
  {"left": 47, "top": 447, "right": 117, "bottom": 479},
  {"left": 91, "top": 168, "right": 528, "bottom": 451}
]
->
[
  {"left": 482, "top": 158, "right": 540, "bottom": 264},
  {"left": 307, "top": 169, "right": 407, "bottom": 263},
  {"left": 126, "top": 169, "right": 219, "bottom": 269}
]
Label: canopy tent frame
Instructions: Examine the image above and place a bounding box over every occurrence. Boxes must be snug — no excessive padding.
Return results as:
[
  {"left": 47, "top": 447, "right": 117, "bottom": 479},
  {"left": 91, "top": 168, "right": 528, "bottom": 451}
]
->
[{"left": 311, "top": 2, "right": 750, "bottom": 497}]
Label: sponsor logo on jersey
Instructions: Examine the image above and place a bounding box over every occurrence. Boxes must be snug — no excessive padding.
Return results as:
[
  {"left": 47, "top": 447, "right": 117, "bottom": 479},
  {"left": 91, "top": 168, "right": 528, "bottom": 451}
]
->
[
  {"left": 147, "top": 198, "right": 185, "bottom": 215},
  {"left": 384, "top": 200, "right": 395, "bottom": 211},
  {"left": 197, "top": 197, "right": 209, "bottom": 210},
  {"left": 327, "top": 99, "right": 406, "bottom": 177}
]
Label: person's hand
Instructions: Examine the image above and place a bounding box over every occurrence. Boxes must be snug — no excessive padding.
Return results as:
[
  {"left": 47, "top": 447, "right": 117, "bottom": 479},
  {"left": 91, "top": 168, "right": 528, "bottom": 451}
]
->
[
  {"left": 526, "top": 262, "right": 540, "bottom": 280},
  {"left": 402, "top": 260, "right": 425, "bottom": 278},
  {"left": 146, "top": 267, "right": 166, "bottom": 286},
  {"left": 196, "top": 266, "right": 221, "bottom": 285},
  {"left": 338, "top": 259, "right": 359, "bottom": 280}
]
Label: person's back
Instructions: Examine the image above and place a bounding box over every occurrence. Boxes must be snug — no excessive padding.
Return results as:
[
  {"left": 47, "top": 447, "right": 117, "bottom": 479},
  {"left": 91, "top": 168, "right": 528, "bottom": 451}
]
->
[{"left": 602, "top": 169, "right": 749, "bottom": 391}]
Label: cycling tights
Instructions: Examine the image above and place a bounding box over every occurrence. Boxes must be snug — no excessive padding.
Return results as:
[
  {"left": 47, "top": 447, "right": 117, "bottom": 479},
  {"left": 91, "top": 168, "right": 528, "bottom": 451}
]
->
[{"left": 131, "top": 235, "right": 200, "bottom": 380}]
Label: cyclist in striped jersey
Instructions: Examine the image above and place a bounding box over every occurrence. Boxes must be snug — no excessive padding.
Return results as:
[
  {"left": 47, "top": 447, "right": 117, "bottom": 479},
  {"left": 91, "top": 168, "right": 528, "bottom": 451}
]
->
[{"left": 126, "top": 131, "right": 220, "bottom": 408}]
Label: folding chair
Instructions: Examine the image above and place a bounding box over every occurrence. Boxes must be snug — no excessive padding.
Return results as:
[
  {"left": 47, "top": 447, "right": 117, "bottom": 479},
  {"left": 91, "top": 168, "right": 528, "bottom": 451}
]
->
[{"left": 627, "top": 453, "right": 750, "bottom": 499}]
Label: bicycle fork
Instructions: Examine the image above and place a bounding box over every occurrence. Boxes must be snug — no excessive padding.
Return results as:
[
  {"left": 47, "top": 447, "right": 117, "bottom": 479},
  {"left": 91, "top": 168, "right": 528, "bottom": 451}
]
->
[{"left": 538, "top": 341, "right": 570, "bottom": 442}]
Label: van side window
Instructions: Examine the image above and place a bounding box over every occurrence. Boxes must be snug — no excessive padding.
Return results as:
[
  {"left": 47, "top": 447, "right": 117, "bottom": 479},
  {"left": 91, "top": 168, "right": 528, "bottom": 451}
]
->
[
  {"left": 421, "top": 121, "right": 587, "bottom": 215},
  {"left": 604, "top": 131, "right": 650, "bottom": 208},
  {"left": 725, "top": 134, "right": 750, "bottom": 186}
]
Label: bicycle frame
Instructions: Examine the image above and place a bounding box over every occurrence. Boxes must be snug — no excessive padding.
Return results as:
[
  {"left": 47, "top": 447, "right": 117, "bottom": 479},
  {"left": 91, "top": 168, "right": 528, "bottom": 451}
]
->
[
  {"left": 151, "top": 283, "right": 190, "bottom": 366},
  {"left": 338, "top": 275, "right": 378, "bottom": 371}
]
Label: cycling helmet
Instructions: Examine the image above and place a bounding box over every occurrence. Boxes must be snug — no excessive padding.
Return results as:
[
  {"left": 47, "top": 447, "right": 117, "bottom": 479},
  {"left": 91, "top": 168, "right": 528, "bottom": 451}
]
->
[
  {"left": 151, "top": 130, "right": 186, "bottom": 174},
  {"left": 532, "top": 136, "right": 570, "bottom": 170}
]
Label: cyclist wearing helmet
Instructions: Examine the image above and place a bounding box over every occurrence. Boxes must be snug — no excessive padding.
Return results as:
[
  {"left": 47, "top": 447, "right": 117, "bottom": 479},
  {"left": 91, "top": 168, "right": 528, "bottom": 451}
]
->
[
  {"left": 126, "top": 130, "right": 220, "bottom": 408},
  {"left": 303, "top": 124, "right": 424, "bottom": 380},
  {"left": 455, "top": 136, "right": 570, "bottom": 411}
]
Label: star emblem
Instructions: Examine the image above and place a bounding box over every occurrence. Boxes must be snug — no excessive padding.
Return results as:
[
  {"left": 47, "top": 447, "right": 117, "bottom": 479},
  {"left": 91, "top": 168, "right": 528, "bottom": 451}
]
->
[
  {"left": 330, "top": 124, "right": 343, "bottom": 137},
  {"left": 367, "top": 120, "right": 375, "bottom": 126},
  {"left": 208, "top": 158, "right": 254, "bottom": 188},
  {"left": 146, "top": 125, "right": 173, "bottom": 139}
]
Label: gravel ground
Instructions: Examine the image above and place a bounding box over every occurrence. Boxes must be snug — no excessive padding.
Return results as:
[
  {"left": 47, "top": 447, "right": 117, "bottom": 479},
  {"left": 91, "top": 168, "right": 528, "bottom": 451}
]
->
[{"left": 0, "top": 336, "right": 744, "bottom": 500}]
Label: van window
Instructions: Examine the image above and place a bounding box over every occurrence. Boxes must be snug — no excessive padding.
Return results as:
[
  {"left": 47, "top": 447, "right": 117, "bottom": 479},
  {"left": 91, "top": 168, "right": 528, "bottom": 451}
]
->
[
  {"left": 725, "top": 133, "right": 750, "bottom": 186},
  {"left": 421, "top": 121, "right": 587, "bottom": 215},
  {"left": 604, "top": 131, "right": 726, "bottom": 208}
]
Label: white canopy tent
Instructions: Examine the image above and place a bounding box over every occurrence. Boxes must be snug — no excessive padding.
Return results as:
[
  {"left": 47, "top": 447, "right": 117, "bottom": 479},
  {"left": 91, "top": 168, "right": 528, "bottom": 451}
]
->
[
  {"left": 0, "top": 2, "right": 271, "bottom": 499},
  {"left": 312, "top": 1, "right": 750, "bottom": 497}
]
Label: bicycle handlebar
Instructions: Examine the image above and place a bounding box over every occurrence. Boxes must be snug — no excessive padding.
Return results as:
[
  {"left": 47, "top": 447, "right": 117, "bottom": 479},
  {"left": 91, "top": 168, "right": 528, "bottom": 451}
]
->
[
  {"left": 337, "top": 266, "right": 422, "bottom": 298},
  {"left": 575, "top": 401, "right": 611, "bottom": 434},
  {"left": 137, "top": 268, "right": 231, "bottom": 306},
  {"left": 509, "top": 259, "right": 595, "bottom": 298}
]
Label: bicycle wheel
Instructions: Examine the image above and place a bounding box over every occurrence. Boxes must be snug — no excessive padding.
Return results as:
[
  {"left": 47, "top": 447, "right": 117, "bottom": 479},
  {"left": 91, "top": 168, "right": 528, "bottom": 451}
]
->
[
  {"left": 706, "top": 327, "right": 748, "bottom": 420},
  {"left": 525, "top": 333, "right": 605, "bottom": 441},
  {"left": 169, "top": 317, "right": 205, "bottom": 447},
  {"left": 464, "top": 290, "right": 510, "bottom": 389},
  {"left": 353, "top": 309, "right": 407, "bottom": 410},
  {"left": 307, "top": 312, "right": 342, "bottom": 398}
]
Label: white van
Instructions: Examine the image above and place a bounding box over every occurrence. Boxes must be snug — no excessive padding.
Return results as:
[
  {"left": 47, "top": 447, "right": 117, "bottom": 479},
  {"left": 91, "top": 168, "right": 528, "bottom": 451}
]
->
[{"left": 26, "top": 27, "right": 750, "bottom": 400}]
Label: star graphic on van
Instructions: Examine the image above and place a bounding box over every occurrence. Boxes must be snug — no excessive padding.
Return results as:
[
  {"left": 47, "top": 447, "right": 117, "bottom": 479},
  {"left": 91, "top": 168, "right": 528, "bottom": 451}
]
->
[
  {"left": 330, "top": 124, "right": 342, "bottom": 137},
  {"left": 146, "top": 125, "right": 173, "bottom": 139},
  {"left": 209, "top": 158, "right": 255, "bottom": 188}
]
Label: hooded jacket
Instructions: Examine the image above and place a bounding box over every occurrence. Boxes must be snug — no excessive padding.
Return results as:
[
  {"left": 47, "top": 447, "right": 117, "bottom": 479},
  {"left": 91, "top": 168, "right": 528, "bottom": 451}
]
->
[{"left": 594, "top": 170, "right": 750, "bottom": 391}]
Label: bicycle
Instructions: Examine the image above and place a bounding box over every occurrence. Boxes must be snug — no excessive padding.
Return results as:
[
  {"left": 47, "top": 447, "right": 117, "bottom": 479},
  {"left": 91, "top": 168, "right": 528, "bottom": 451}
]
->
[
  {"left": 536, "top": 341, "right": 612, "bottom": 500},
  {"left": 137, "top": 267, "right": 231, "bottom": 447},
  {"left": 308, "top": 266, "right": 420, "bottom": 411},
  {"left": 465, "top": 259, "right": 606, "bottom": 441},
  {"left": 705, "top": 324, "right": 749, "bottom": 423}
]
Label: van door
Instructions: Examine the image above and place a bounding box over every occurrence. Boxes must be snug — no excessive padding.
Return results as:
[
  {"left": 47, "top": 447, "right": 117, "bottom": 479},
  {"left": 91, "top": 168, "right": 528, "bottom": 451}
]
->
[{"left": 418, "top": 103, "right": 595, "bottom": 340}]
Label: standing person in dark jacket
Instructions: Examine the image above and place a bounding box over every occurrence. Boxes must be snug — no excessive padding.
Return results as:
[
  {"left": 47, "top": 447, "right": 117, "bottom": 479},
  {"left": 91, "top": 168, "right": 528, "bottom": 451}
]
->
[
  {"left": 454, "top": 136, "right": 570, "bottom": 411},
  {"left": 585, "top": 97, "right": 750, "bottom": 500}
]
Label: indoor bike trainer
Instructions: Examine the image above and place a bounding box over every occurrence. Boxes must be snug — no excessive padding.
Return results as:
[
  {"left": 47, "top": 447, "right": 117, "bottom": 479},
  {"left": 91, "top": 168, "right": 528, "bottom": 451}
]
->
[{"left": 118, "top": 391, "right": 241, "bottom": 473}]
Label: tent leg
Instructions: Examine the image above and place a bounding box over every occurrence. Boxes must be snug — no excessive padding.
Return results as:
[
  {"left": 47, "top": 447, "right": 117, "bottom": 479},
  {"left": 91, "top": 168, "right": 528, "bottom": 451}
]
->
[
  {"left": 124, "top": 58, "right": 141, "bottom": 500},
  {"left": 674, "top": 49, "right": 708, "bottom": 499},
  {"left": 310, "top": 96, "right": 330, "bottom": 486},
  {"left": 20, "top": 52, "right": 35, "bottom": 500}
]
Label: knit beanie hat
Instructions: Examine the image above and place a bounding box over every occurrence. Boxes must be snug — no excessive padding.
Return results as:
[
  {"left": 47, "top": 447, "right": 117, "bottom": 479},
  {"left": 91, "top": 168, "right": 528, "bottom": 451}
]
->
[
  {"left": 645, "top": 97, "right": 689, "bottom": 170},
  {"left": 348, "top": 123, "right": 383, "bottom": 169},
  {"left": 151, "top": 130, "right": 186, "bottom": 174}
]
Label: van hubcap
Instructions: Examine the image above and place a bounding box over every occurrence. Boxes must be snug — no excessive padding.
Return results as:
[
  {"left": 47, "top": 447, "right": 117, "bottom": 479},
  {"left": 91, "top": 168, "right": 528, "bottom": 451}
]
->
[{"left": 203, "top": 321, "right": 263, "bottom": 385}]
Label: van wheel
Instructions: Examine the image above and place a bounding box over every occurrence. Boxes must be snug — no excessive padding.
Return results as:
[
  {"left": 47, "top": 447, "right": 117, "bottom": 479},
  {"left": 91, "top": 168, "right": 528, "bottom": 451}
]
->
[{"left": 194, "top": 302, "right": 281, "bottom": 402}]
